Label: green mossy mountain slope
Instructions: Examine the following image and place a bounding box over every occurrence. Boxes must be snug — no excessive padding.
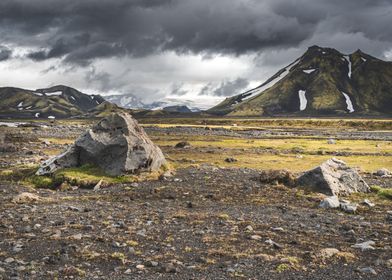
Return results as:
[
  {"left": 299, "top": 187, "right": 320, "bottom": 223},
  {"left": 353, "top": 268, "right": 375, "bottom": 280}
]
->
[
  {"left": 209, "top": 46, "right": 392, "bottom": 117},
  {"left": 0, "top": 85, "right": 106, "bottom": 119}
]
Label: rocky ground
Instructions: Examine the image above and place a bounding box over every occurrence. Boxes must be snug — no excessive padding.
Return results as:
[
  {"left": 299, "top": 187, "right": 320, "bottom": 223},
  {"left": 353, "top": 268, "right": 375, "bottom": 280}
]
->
[{"left": 0, "top": 121, "right": 392, "bottom": 279}]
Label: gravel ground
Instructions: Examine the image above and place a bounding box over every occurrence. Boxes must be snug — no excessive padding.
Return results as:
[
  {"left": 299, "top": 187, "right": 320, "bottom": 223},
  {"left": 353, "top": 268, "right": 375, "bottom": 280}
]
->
[
  {"left": 1, "top": 166, "right": 392, "bottom": 279},
  {"left": 0, "top": 122, "right": 392, "bottom": 279}
]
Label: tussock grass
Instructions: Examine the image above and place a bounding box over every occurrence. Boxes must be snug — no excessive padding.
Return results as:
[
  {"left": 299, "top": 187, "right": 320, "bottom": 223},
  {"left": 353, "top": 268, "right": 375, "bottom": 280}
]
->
[{"left": 370, "top": 185, "right": 392, "bottom": 200}]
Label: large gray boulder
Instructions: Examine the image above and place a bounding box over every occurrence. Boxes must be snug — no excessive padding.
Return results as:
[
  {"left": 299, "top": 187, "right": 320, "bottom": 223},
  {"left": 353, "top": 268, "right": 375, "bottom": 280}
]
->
[
  {"left": 37, "top": 112, "right": 166, "bottom": 176},
  {"left": 297, "top": 158, "right": 369, "bottom": 196}
]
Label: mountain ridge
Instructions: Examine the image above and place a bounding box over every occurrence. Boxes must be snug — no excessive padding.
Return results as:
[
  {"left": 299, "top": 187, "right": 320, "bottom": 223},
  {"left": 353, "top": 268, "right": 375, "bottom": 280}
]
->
[
  {"left": 208, "top": 46, "right": 392, "bottom": 116},
  {"left": 0, "top": 85, "right": 106, "bottom": 119}
]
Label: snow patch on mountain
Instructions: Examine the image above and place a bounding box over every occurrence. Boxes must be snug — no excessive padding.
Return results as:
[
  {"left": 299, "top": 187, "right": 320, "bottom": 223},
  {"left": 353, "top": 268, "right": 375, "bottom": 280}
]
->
[
  {"left": 45, "top": 91, "right": 62, "bottom": 96},
  {"left": 17, "top": 102, "right": 23, "bottom": 107},
  {"left": 241, "top": 59, "right": 301, "bottom": 101},
  {"left": 303, "top": 69, "right": 316, "bottom": 74},
  {"left": 344, "top": 55, "right": 352, "bottom": 78},
  {"left": 298, "top": 90, "right": 307, "bottom": 111},
  {"left": 361, "top": 57, "right": 367, "bottom": 62},
  {"left": 341, "top": 91, "right": 355, "bottom": 113}
]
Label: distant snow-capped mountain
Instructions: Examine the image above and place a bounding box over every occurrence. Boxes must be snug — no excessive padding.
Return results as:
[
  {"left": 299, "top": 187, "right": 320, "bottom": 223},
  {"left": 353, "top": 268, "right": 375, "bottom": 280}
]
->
[{"left": 103, "top": 94, "right": 201, "bottom": 112}]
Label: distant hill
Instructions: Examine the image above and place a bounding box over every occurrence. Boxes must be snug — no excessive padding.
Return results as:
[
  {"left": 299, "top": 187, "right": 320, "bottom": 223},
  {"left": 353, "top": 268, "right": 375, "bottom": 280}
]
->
[
  {"left": 162, "top": 105, "right": 192, "bottom": 113},
  {"left": 0, "top": 85, "right": 106, "bottom": 119},
  {"left": 209, "top": 46, "right": 392, "bottom": 117}
]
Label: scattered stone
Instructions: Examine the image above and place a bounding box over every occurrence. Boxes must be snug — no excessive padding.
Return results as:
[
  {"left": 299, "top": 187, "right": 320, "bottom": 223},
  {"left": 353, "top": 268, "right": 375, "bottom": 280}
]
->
[
  {"left": 374, "top": 168, "right": 391, "bottom": 177},
  {"left": 319, "top": 196, "right": 340, "bottom": 209},
  {"left": 250, "top": 235, "right": 262, "bottom": 241},
  {"left": 386, "top": 259, "right": 392, "bottom": 268},
  {"left": 162, "top": 263, "right": 177, "bottom": 273},
  {"left": 70, "top": 233, "right": 83, "bottom": 240},
  {"left": 259, "top": 169, "right": 296, "bottom": 187},
  {"left": 317, "top": 248, "right": 340, "bottom": 259},
  {"left": 145, "top": 260, "right": 159, "bottom": 267},
  {"left": 327, "top": 139, "right": 336, "bottom": 144},
  {"left": 224, "top": 157, "right": 237, "bottom": 163},
  {"left": 124, "top": 269, "right": 132, "bottom": 275},
  {"left": 36, "top": 112, "right": 166, "bottom": 176},
  {"left": 4, "top": 258, "right": 14, "bottom": 264},
  {"left": 93, "top": 179, "right": 103, "bottom": 191},
  {"left": 245, "top": 225, "right": 254, "bottom": 232},
  {"left": 12, "top": 192, "right": 41, "bottom": 204},
  {"left": 265, "top": 239, "right": 283, "bottom": 249},
  {"left": 271, "top": 227, "right": 284, "bottom": 232},
  {"left": 357, "top": 267, "right": 377, "bottom": 275},
  {"left": 174, "top": 141, "right": 191, "bottom": 149},
  {"left": 297, "top": 158, "right": 369, "bottom": 196},
  {"left": 136, "top": 264, "right": 145, "bottom": 270},
  {"left": 362, "top": 199, "right": 375, "bottom": 207},
  {"left": 340, "top": 201, "right": 358, "bottom": 213},
  {"left": 351, "top": 240, "right": 375, "bottom": 251}
]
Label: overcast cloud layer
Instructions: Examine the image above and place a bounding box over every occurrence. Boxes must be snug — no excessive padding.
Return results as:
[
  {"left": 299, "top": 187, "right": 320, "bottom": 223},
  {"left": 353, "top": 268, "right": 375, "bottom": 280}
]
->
[{"left": 1, "top": 0, "right": 392, "bottom": 108}]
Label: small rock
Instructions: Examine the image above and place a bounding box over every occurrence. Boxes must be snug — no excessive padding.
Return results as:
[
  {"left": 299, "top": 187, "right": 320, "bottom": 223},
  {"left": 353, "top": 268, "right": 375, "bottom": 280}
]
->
[
  {"left": 374, "top": 168, "right": 391, "bottom": 177},
  {"left": 351, "top": 240, "right": 375, "bottom": 251},
  {"left": 136, "top": 264, "right": 145, "bottom": 270},
  {"left": 386, "top": 259, "right": 392, "bottom": 268},
  {"left": 162, "top": 263, "right": 177, "bottom": 273},
  {"left": 145, "top": 260, "right": 159, "bottom": 267},
  {"left": 124, "top": 269, "right": 132, "bottom": 274},
  {"left": 250, "top": 235, "right": 262, "bottom": 241},
  {"left": 327, "top": 139, "right": 336, "bottom": 144},
  {"left": 12, "top": 192, "right": 41, "bottom": 204},
  {"left": 224, "top": 157, "right": 237, "bottom": 163},
  {"left": 245, "top": 225, "right": 254, "bottom": 232},
  {"left": 319, "top": 196, "right": 340, "bottom": 209},
  {"left": 13, "top": 243, "right": 24, "bottom": 253},
  {"left": 113, "top": 221, "right": 126, "bottom": 229},
  {"left": 93, "top": 179, "right": 103, "bottom": 191},
  {"left": 265, "top": 239, "right": 283, "bottom": 249},
  {"left": 340, "top": 202, "right": 358, "bottom": 213},
  {"left": 358, "top": 267, "right": 377, "bottom": 275},
  {"left": 186, "top": 201, "right": 193, "bottom": 208},
  {"left": 70, "top": 233, "right": 83, "bottom": 240},
  {"left": 227, "top": 268, "right": 235, "bottom": 273},
  {"left": 271, "top": 227, "right": 284, "bottom": 232},
  {"left": 317, "top": 248, "right": 340, "bottom": 259},
  {"left": 362, "top": 199, "right": 375, "bottom": 207},
  {"left": 33, "top": 224, "right": 42, "bottom": 230},
  {"left": 174, "top": 141, "right": 191, "bottom": 149},
  {"left": 67, "top": 206, "right": 81, "bottom": 212},
  {"left": 4, "top": 257, "right": 15, "bottom": 264},
  {"left": 0, "top": 267, "right": 5, "bottom": 274},
  {"left": 16, "top": 266, "right": 26, "bottom": 272}
]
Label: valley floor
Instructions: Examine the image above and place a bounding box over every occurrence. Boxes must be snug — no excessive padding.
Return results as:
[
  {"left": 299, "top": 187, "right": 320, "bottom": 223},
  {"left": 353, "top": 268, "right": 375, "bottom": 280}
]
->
[{"left": 0, "top": 118, "right": 392, "bottom": 279}]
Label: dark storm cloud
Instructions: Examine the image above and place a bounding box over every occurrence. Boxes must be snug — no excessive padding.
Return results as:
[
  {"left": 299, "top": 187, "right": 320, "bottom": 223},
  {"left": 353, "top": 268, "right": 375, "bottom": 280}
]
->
[
  {"left": 0, "top": 46, "right": 12, "bottom": 61},
  {"left": 0, "top": 0, "right": 391, "bottom": 65}
]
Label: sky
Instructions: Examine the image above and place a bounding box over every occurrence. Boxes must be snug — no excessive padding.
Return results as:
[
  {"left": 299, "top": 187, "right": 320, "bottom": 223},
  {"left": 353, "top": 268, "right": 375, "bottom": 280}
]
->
[{"left": 0, "top": 0, "right": 392, "bottom": 109}]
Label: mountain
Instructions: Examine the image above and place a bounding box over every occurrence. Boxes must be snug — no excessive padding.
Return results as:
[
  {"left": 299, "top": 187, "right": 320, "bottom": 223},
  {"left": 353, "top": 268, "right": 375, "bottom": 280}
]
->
[
  {"left": 0, "top": 85, "right": 106, "bottom": 119},
  {"left": 209, "top": 46, "right": 392, "bottom": 116},
  {"left": 103, "top": 94, "right": 201, "bottom": 112},
  {"left": 162, "top": 105, "right": 192, "bottom": 113},
  {"left": 104, "top": 94, "right": 145, "bottom": 109}
]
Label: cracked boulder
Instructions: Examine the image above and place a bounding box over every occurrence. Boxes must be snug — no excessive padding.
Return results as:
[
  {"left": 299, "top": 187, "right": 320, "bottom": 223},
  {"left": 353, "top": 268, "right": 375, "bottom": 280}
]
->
[
  {"left": 36, "top": 112, "right": 166, "bottom": 176},
  {"left": 297, "top": 158, "right": 369, "bottom": 196}
]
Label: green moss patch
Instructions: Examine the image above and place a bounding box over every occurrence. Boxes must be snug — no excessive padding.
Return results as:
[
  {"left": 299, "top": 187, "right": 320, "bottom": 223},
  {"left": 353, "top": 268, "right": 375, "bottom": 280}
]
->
[{"left": 370, "top": 185, "right": 392, "bottom": 200}]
